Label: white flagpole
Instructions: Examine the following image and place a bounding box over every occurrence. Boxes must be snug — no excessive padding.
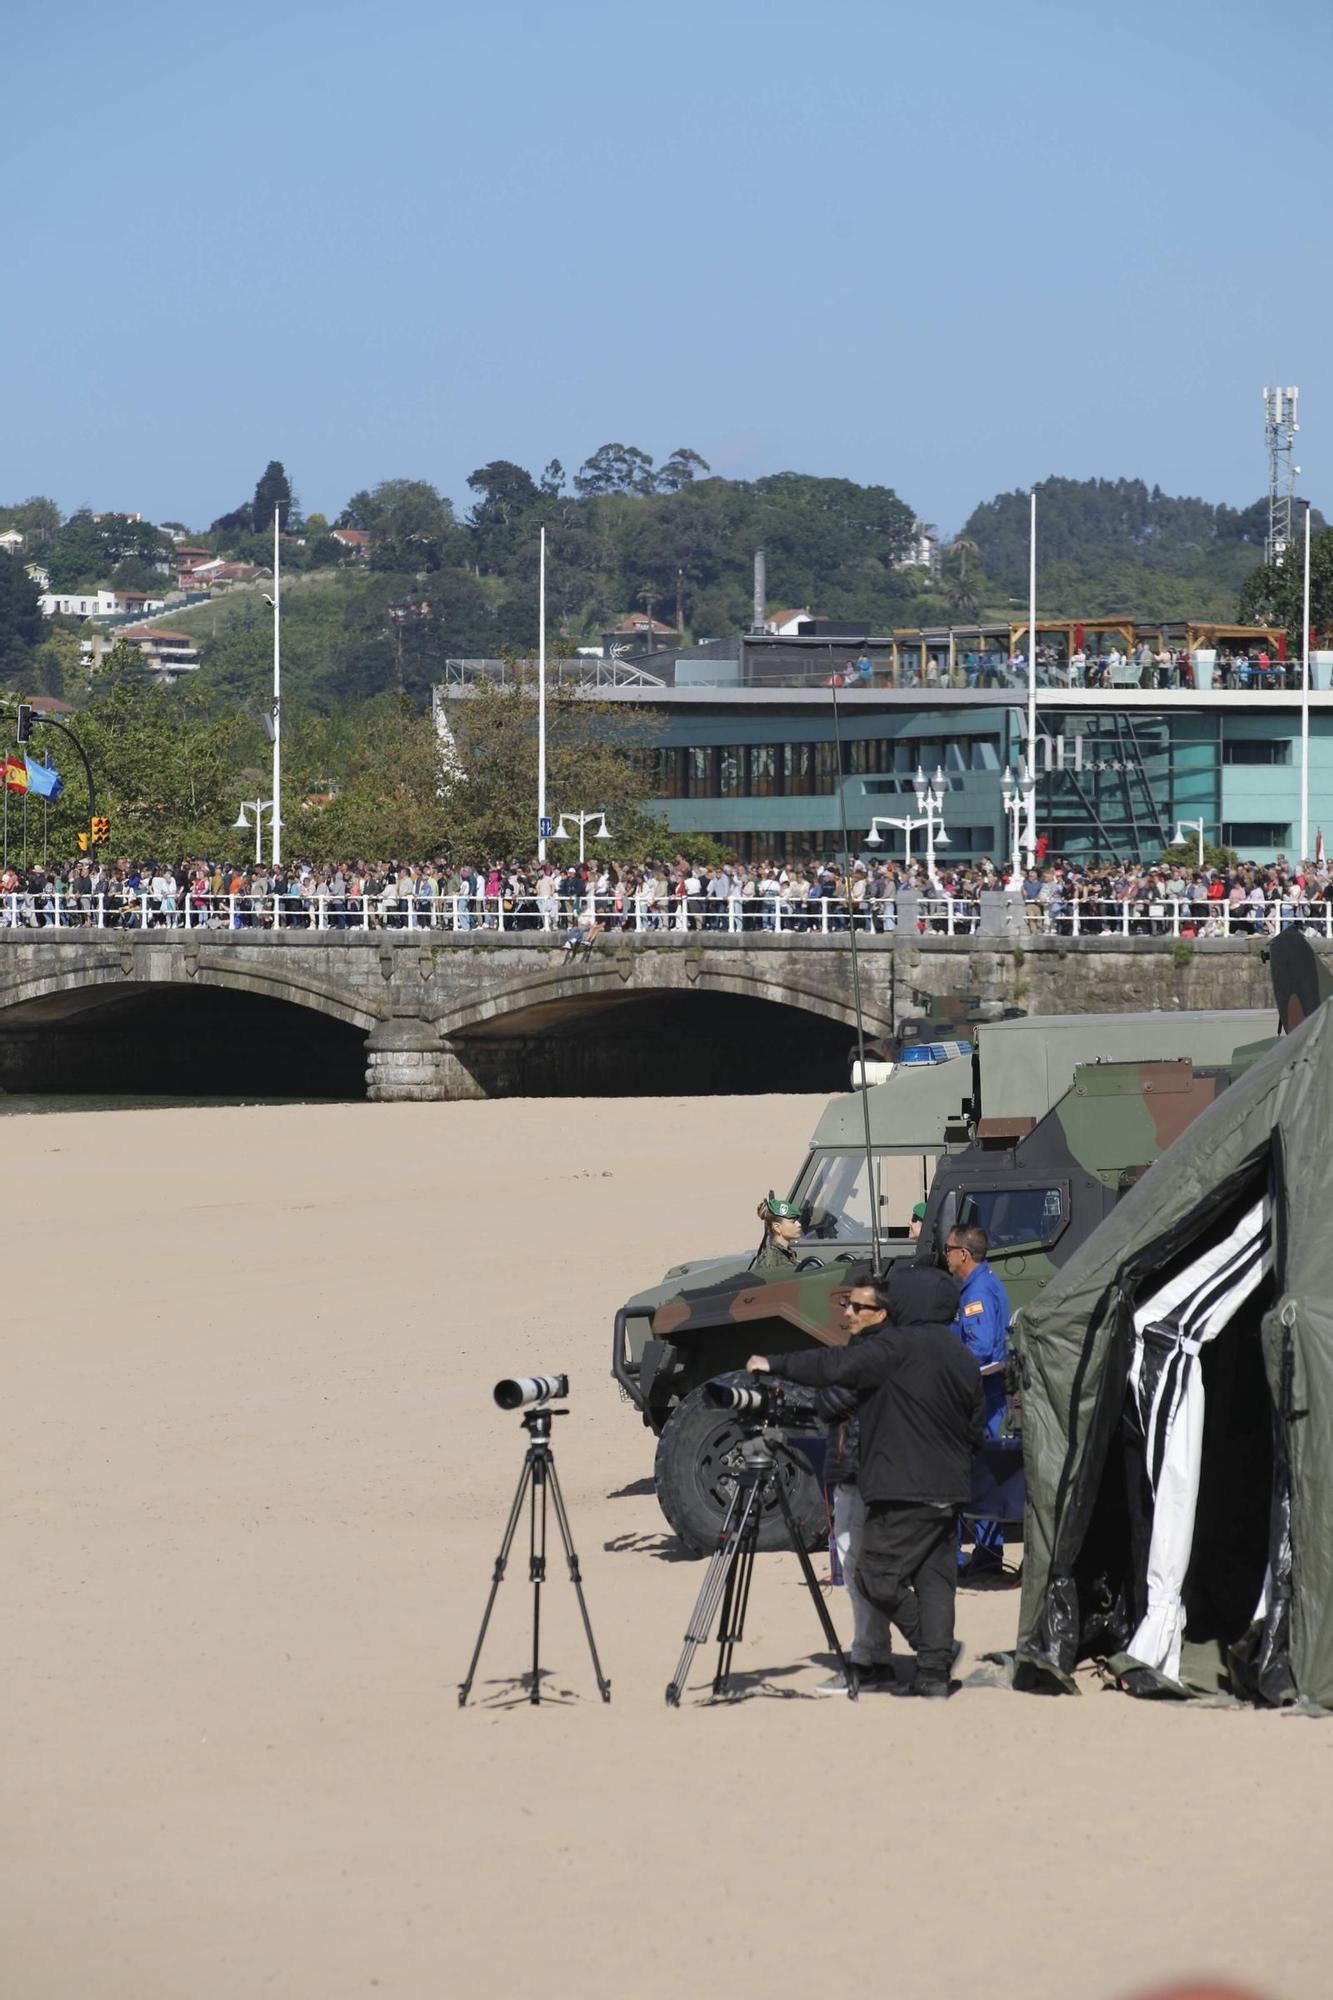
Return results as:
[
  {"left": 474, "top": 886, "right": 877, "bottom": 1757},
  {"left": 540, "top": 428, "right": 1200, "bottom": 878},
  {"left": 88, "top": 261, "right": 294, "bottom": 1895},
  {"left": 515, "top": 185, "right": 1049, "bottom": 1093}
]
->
[
  {"left": 537, "top": 525, "right": 547, "bottom": 864},
  {"left": 1025, "top": 487, "right": 1037, "bottom": 861},
  {"left": 1301, "top": 503, "right": 1312, "bottom": 867},
  {"left": 272, "top": 506, "right": 282, "bottom": 866}
]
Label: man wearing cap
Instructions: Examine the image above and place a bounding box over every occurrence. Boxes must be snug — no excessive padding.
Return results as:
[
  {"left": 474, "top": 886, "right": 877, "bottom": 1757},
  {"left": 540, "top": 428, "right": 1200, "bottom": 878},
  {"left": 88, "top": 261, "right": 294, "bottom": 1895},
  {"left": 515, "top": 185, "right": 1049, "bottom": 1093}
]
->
[
  {"left": 751, "top": 1191, "right": 802, "bottom": 1272},
  {"left": 908, "top": 1201, "right": 927, "bottom": 1243}
]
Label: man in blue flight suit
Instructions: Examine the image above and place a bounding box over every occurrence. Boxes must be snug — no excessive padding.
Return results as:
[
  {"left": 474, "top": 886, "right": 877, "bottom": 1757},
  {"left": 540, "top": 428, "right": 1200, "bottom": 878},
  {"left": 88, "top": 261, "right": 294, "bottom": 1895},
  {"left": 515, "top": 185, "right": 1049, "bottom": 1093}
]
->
[{"left": 945, "top": 1224, "right": 1010, "bottom": 1576}]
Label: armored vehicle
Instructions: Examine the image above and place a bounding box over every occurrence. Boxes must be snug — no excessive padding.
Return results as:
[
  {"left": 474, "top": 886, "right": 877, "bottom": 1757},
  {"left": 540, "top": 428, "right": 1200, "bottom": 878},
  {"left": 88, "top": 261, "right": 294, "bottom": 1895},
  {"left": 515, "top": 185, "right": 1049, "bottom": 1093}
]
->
[{"left": 612, "top": 1003, "right": 1277, "bottom": 1555}]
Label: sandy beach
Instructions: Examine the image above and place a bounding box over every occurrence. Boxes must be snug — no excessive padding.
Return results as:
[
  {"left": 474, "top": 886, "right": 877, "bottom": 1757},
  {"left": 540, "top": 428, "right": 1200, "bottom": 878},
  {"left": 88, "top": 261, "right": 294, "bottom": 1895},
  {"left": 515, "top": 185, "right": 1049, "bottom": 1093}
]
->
[{"left": 5, "top": 1093, "right": 1329, "bottom": 1999}]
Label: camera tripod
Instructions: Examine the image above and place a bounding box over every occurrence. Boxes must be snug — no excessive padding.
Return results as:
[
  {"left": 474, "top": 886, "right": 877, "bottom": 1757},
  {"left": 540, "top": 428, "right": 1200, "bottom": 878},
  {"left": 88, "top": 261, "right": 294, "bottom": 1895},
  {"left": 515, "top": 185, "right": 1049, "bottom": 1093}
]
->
[
  {"left": 666, "top": 1428, "right": 857, "bottom": 1706},
  {"left": 459, "top": 1405, "right": 611, "bottom": 1707}
]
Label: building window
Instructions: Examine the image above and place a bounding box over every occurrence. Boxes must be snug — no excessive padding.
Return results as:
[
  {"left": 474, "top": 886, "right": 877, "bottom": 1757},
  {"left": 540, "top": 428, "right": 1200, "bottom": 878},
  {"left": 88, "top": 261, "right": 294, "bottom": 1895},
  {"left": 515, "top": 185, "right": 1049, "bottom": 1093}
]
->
[
  {"left": 719, "top": 747, "right": 743, "bottom": 797},
  {"left": 1222, "top": 740, "right": 1291, "bottom": 765},
  {"left": 784, "top": 744, "right": 813, "bottom": 796},
  {"left": 814, "top": 743, "right": 839, "bottom": 791},
  {"left": 749, "top": 745, "right": 777, "bottom": 796},
  {"left": 686, "top": 748, "right": 712, "bottom": 798},
  {"left": 1222, "top": 823, "right": 1292, "bottom": 849}
]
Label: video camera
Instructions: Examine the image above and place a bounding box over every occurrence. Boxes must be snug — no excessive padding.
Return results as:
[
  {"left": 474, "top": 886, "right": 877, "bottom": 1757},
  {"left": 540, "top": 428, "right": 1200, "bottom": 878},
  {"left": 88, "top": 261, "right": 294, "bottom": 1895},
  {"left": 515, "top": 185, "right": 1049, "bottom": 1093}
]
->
[{"left": 705, "top": 1374, "right": 793, "bottom": 1426}]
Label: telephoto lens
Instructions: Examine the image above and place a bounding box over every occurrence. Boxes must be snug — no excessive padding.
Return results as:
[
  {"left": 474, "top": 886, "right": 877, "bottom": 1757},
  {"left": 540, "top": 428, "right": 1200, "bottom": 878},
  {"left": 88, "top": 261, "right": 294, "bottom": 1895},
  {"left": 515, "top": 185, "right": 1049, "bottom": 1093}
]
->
[
  {"left": 494, "top": 1373, "right": 570, "bottom": 1410},
  {"left": 704, "top": 1380, "right": 769, "bottom": 1415}
]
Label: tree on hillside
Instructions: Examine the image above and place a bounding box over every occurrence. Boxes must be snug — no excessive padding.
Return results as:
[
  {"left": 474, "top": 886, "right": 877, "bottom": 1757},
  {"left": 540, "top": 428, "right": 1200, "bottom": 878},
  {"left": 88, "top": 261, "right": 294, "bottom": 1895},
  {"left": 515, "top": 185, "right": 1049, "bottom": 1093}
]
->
[
  {"left": 441, "top": 677, "right": 665, "bottom": 860},
  {"left": 940, "top": 536, "right": 986, "bottom": 619},
  {"left": 44, "top": 511, "right": 166, "bottom": 592},
  {"left": 467, "top": 460, "right": 540, "bottom": 526},
  {"left": 42, "top": 674, "right": 249, "bottom": 858},
  {"left": 1238, "top": 529, "right": 1333, "bottom": 642},
  {"left": 656, "top": 447, "right": 711, "bottom": 492},
  {"left": 0, "top": 552, "right": 44, "bottom": 679},
  {"left": 339, "top": 479, "right": 456, "bottom": 573},
  {"left": 252, "top": 460, "right": 295, "bottom": 533},
  {"left": 299, "top": 697, "right": 451, "bottom": 862},
  {"left": 0, "top": 496, "right": 61, "bottom": 548},
  {"left": 574, "top": 442, "right": 658, "bottom": 498}
]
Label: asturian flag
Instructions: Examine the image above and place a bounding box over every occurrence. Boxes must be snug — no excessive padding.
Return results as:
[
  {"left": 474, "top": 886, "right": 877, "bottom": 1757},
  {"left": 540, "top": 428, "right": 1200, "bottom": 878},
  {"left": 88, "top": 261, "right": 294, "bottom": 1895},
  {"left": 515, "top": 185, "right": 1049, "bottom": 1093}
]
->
[{"left": 24, "top": 754, "right": 62, "bottom": 801}]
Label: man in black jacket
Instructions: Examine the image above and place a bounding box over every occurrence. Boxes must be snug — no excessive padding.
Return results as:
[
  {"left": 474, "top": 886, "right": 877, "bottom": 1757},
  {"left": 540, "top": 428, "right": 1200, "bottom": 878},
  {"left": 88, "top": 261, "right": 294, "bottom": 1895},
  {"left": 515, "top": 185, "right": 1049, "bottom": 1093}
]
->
[{"left": 747, "top": 1262, "right": 983, "bottom": 1698}]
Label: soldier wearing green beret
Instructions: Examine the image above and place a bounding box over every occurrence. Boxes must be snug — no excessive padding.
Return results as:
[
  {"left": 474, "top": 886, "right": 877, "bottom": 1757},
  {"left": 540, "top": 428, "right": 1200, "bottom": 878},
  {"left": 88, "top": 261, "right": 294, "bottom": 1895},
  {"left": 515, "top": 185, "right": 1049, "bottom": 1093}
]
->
[{"left": 751, "top": 1191, "right": 803, "bottom": 1273}]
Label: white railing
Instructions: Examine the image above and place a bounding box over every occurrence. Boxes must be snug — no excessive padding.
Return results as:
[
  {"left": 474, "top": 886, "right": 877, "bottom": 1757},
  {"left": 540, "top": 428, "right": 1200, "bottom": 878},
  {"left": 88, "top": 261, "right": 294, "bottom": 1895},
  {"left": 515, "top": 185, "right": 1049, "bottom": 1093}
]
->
[
  {"left": 1027, "top": 895, "right": 1333, "bottom": 938},
  {"left": 0, "top": 890, "right": 1326, "bottom": 939},
  {"left": 0, "top": 891, "right": 904, "bottom": 934}
]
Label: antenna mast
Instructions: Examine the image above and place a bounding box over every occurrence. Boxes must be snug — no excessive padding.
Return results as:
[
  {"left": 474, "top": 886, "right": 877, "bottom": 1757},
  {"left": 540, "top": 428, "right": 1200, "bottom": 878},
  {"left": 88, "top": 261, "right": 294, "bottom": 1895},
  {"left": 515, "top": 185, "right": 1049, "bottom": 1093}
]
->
[{"left": 1264, "top": 385, "right": 1300, "bottom": 566}]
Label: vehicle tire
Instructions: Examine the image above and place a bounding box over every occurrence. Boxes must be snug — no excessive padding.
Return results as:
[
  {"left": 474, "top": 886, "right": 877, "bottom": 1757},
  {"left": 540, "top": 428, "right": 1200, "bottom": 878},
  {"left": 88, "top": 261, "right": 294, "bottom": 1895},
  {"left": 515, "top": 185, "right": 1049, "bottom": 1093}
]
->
[{"left": 653, "top": 1380, "right": 828, "bottom": 1558}]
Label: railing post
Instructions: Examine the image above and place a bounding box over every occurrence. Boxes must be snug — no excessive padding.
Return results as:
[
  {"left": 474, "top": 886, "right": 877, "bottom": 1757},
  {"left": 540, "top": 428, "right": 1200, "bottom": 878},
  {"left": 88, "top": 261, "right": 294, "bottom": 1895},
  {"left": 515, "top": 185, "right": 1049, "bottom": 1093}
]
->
[
  {"left": 1121, "top": 899, "right": 1130, "bottom": 937},
  {"left": 821, "top": 899, "right": 829, "bottom": 935}
]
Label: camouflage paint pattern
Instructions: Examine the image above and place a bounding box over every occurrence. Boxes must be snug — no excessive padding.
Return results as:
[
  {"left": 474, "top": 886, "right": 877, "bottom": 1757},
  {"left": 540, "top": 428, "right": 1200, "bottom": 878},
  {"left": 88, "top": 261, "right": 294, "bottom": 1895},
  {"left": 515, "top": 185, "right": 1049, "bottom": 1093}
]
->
[{"left": 624, "top": 1056, "right": 1245, "bottom": 1426}]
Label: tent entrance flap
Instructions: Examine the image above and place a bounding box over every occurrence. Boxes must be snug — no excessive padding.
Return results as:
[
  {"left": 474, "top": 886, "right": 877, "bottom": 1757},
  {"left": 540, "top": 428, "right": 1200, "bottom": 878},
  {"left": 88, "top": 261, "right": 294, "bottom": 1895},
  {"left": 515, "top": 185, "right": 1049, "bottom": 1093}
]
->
[
  {"left": 1124, "top": 1200, "right": 1273, "bottom": 1681},
  {"left": 1021, "top": 1156, "right": 1282, "bottom": 1691}
]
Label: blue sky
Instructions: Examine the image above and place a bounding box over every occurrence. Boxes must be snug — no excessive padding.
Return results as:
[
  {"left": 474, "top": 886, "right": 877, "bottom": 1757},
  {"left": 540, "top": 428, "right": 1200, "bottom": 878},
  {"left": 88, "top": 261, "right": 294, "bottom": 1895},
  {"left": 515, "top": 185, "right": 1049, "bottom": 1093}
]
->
[{"left": 6, "top": 0, "right": 1330, "bottom": 536}]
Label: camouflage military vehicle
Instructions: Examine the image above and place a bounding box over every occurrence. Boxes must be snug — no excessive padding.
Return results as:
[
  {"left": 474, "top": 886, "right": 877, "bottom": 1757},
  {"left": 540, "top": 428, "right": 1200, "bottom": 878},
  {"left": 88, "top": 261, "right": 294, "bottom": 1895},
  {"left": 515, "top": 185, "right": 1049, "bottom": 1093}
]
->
[{"left": 612, "top": 1002, "right": 1277, "bottom": 1555}]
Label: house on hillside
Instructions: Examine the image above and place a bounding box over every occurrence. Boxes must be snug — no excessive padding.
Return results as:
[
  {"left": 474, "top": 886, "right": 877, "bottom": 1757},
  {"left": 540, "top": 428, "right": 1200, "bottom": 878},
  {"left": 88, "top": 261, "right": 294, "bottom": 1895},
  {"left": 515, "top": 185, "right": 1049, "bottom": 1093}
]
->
[
  {"left": 330, "top": 527, "right": 371, "bottom": 558},
  {"left": 763, "top": 607, "right": 815, "bottom": 636},
  {"left": 894, "top": 520, "right": 940, "bottom": 573},
  {"left": 0, "top": 529, "right": 24, "bottom": 555},
  {"left": 40, "top": 589, "right": 120, "bottom": 619},
  {"left": 115, "top": 626, "right": 201, "bottom": 681},
  {"left": 602, "top": 612, "right": 677, "bottom": 653}
]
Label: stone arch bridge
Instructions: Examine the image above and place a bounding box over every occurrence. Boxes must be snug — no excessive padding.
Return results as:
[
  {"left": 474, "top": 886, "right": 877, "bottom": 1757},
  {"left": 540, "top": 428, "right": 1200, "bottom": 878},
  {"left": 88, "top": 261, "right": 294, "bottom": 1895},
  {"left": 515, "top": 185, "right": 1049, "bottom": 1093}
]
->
[{"left": 0, "top": 931, "right": 1276, "bottom": 1099}]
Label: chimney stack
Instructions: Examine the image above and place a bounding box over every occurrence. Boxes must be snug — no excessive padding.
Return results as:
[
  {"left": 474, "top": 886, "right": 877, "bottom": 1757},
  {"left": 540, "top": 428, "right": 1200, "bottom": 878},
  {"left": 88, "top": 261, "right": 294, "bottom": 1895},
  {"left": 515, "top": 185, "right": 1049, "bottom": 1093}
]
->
[{"left": 752, "top": 548, "right": 767, "bottom": 633}]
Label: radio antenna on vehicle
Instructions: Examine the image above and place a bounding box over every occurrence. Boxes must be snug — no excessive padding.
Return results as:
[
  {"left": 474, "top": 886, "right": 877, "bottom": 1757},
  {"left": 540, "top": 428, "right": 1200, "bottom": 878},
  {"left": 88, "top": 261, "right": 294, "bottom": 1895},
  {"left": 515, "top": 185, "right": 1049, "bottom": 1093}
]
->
[{"left": 828, "top": 648, "right": 883, "bottom": 1274}]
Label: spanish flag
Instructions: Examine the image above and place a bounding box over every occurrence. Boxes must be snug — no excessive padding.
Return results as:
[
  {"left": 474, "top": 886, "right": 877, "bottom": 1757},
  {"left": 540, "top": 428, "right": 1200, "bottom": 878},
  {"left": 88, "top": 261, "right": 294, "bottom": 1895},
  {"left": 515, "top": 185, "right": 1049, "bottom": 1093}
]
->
[{"left": 5, "top": 756, "right": 27, "bottom": 794}]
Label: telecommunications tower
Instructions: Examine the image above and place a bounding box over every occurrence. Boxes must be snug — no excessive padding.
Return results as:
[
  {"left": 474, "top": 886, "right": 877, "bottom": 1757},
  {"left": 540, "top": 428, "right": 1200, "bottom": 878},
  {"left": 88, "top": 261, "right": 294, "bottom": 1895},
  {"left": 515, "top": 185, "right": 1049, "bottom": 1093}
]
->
[{"left": 1263, "top": 384, "right": 1300, "bottom": 565}]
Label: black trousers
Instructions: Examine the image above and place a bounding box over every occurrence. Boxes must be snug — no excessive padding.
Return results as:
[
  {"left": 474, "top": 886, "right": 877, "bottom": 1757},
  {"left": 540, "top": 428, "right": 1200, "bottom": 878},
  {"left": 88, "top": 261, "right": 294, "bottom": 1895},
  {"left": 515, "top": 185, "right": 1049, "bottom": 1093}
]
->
[{"left": 856, "top": 1501, "right": 957, "bottom": 1680}]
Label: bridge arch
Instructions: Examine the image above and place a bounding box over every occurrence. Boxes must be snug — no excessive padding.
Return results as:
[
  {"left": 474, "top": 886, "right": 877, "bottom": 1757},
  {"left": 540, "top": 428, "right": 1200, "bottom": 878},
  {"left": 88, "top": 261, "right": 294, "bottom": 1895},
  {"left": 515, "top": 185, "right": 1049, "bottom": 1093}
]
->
[
  {"left": 0, "top": 959, "right": 375, "bottom": 1100},
  {"left": 0, "top": 959, "right": 382, "bottom": 1036},
  {"left": 433, "top": 961, "right": 889, "bottom": 1044}
]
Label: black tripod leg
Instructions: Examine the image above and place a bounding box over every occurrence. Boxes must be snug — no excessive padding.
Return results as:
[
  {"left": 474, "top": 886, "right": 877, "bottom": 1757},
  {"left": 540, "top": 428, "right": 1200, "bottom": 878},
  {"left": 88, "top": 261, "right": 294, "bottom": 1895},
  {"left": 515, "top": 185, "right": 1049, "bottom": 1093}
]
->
[
  {"left": 459, "top": 1456, "right": 534, "bottom": 1706},
  {"left": 713, "top": 1491, "right": 763, "bottom": 1697},
  {"left": 665, "top": 1484, "right": 748, "bottom": 1706},
  {"left": 529, "top": 1453, "right": 547, "bottom": 1705},
  {"left": 773, "top": 1476, "right": 859, "bottom": 1701},
  {"left": 545, "top": 1457, "right": 612, "bottom": 1702}
]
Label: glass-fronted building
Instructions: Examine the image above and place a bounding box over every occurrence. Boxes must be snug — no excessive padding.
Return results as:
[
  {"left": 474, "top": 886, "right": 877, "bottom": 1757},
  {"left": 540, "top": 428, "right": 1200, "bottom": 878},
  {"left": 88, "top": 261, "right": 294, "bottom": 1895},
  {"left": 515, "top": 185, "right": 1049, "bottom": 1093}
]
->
[{"left": 439, "top": 635, "right": 1333, "bottom": 864}]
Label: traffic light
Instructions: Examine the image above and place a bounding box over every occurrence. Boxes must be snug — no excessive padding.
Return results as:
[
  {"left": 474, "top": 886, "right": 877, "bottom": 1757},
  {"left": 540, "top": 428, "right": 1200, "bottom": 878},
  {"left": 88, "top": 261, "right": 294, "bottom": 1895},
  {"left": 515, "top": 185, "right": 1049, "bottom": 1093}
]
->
[
  {"left": 15, "top": 704, "right": 33, "bottom": 745},
  {"left": 76, "top": 832, "right": 89, "bottom": 853},
  {"left": 90, "top": 816, "right": 109, "bottom": 846}
]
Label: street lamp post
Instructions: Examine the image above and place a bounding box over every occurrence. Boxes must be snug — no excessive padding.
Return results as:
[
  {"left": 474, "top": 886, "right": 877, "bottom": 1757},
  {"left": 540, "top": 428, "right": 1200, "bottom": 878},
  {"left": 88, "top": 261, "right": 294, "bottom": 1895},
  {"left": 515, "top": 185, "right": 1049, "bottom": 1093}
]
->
[
  {"left": 271, "top": 508, "right": 282, "bottom": 865},
  {"left": 1001, "top": 768, "right": 1028, "bottom": 887},
  {"left": 538, "top": 525, "right": 548, "bottom": 863},
  {"left": 551, "top": 809, "right": 611, "bottom": 867},
  {"left": 234, "top": 799, "right": 276, "bottom": 866},
  {"left": 1174, "top": 818, "right": 1205, "bottom": 869},
  {"left": 1025, "top": 487, "right": 1038, "bottom": 863},
  {"left": 912, "top": 764, "right": 950, "bottom": 885},
  {"left": 865, "top": 812, "right": 927, "bottom": 872}
]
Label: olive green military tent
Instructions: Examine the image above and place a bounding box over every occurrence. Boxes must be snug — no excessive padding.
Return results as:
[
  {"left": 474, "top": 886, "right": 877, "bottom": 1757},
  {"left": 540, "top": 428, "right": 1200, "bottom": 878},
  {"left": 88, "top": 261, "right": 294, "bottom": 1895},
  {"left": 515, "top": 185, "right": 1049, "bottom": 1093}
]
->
[{"left": 1014, "top": 997, "right": 1333, "bottom": 1709}]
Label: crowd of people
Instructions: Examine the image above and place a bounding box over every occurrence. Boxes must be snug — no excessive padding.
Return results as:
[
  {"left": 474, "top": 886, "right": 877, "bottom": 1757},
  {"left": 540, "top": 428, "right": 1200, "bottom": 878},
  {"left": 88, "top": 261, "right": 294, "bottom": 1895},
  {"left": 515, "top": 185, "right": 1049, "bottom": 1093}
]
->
[
  {"left": 0, "top": 849, "right": 1328, "bottom": 935},
  {"left": 875, "top": 641, "right": 1297, "bottom": 694}
]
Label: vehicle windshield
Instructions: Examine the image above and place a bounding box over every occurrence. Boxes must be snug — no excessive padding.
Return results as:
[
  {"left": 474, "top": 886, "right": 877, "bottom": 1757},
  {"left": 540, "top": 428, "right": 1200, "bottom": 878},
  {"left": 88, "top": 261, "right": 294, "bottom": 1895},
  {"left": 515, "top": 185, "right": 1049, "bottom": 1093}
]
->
[
  {"left": 791, "top": 1149, "right": 939, "bottom": 1243},
  {"left": 950, "top": 1183, "right": 1067, "bottom": 1252}
]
